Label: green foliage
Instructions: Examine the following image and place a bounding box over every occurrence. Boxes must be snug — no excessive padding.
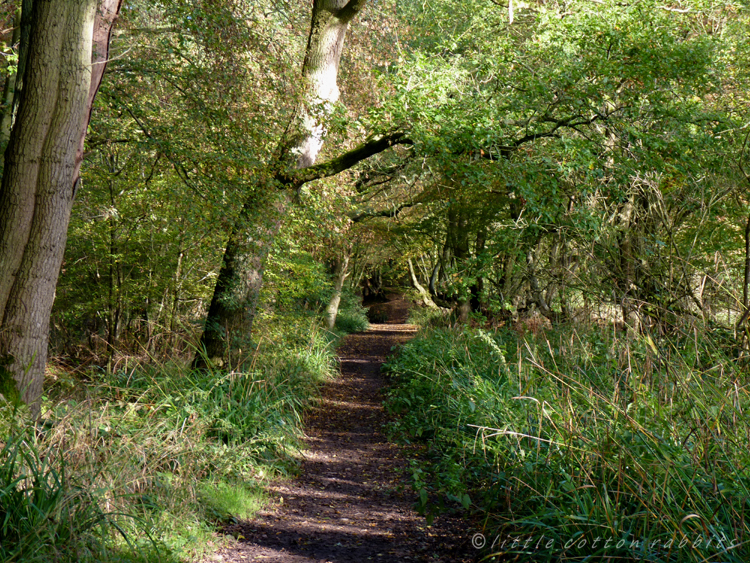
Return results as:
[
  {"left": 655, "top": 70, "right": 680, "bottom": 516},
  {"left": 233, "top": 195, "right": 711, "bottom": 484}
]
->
[
  {"left": 362, "top": 0, "right": 750, "bottom": 329},
  {"left": 385, "top": 325, "right": 750, "bottom": 562},
  {"left": 263, "top": 240, "right": 333, "bottom": 316},
  {"left": 0, "top": 424, "right": 126, "bottom": 563},
  {"left": 27, "top": 0, "right": 750, "bottom": 559},
  {"left": 406, "top": 304, "right": 451, "bottom": 328},
  {"left": 198, "top": 479, "right": 266, "bottom": 524},
  {"left": 52, "top": 0, "right": 310, "bottom": 358},
  {"left": 30, "top": 320, "right": 340, "bottom": 561},
  {"left": 0, "top": 359, "right": 21, "bottom": 406},
  {"left": 335, "top": 289, "right": 370, "bottom": 333},
  {"left": 335, "top": 309, "right": 369, "bottom": 333}
]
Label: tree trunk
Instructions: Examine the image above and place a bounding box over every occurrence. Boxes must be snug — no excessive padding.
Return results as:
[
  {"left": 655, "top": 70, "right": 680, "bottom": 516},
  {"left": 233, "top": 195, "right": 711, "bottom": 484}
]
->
[
  {"left": 448, "top": 205, "right": 472, "bottom": 323},
  {"left": 278, "top": 0, "right": 365, "bottom": 169},
  {"left": 195, "top": 0, "right": 368, "bottom": 368},
  {"left": 194, "top": 191, "right": 287, "bottom": 369},
  {"left": 471, "top": 226, "right": 486, "bottom": 311},
  {"left": 0, "top": 0, "right": 122, "bottom": 411},
  {"left": 325, "top": 253, "right": 350, "bottom": 330},
  {"left": 526, "top": 246, "right": 559, "bottom": 324},
  {"left": 501, "top": 251, "right": 517, "bottom": 306},
  {"left": 408, "top": 258, "right": 439, "bottom": 309},
  {"left": 429, "top": 261, "right": 440, "bottom": 297}
]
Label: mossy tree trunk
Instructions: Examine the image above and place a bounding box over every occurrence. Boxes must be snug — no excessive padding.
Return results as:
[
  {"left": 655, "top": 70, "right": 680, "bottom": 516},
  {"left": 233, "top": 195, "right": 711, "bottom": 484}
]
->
[{"left": 195, "top": 0, "right": 376, "bottom": 368}]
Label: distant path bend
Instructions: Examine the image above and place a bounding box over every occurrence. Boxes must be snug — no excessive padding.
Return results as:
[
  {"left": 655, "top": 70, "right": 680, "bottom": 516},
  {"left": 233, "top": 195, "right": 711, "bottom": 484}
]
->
[{"left": 207, "top": 294, "right": 474, "bottom": 562}]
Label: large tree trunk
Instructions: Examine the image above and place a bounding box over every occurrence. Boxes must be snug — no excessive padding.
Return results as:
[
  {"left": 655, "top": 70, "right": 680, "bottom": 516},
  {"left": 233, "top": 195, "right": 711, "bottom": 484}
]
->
[
  {"left": 278, "top": 0, "right": 366, "bottom": 169},
  {"left": 194, "top": 191, "right": 288, "bottom": 369},
  {"left": 0, "top": 0, "right": 122, "bottom": 411},
  {"left": 195, "top": 0, "right": 367, "bottom": 368}
]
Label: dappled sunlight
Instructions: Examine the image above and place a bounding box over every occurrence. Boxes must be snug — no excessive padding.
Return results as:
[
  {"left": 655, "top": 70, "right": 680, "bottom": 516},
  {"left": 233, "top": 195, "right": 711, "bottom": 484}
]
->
[{"left": 207, "top": 295, "right": 473, "bottom": 562}]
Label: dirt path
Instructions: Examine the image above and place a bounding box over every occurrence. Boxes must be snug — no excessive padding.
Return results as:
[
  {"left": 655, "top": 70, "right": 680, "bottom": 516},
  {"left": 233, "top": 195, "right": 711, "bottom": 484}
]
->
[{"left": 206, "top": 295, "right": 475, "bottom": 562}]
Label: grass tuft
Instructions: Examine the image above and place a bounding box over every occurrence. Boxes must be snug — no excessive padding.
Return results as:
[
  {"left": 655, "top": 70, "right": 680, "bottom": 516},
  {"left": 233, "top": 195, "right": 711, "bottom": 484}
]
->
[{"left": 0, "top": 420, "right": 129, "bottom": 562}]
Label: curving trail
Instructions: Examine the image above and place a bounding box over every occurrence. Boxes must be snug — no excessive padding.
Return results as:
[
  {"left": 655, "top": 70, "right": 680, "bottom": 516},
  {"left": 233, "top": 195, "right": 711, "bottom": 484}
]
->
[{"left": 205, "top": 295, "right": 475, "bottom": 563}]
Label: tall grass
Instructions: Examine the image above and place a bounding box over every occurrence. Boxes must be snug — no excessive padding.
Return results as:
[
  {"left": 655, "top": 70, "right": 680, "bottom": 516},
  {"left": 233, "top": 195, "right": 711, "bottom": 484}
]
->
[
  {"left": 385, "top": 325, "right": 750, "bottom": 562},
  {"left": 1, "top": 321, "right": 340, "bottom": 562},
  {"left": 0, "top": 422, "right": 121, "bottom": 563}
]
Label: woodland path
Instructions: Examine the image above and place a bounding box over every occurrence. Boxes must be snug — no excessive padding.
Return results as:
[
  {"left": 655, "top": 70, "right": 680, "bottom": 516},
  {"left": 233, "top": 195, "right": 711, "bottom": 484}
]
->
[{"left": 203, "top": 295, "right": 476, "bottom": 563}]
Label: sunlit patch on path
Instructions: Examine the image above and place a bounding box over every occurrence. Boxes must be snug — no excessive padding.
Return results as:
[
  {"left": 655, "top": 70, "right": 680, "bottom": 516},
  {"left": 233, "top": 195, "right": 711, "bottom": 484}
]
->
[{"left": 203, "top": 295, "right": 474, "bottom": 563}]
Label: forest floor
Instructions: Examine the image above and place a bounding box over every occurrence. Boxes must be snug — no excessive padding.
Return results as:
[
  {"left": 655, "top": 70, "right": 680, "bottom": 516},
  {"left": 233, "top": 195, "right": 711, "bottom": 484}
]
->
[{"left": 201, "top": 294, "right": 477, "bottom": 563}]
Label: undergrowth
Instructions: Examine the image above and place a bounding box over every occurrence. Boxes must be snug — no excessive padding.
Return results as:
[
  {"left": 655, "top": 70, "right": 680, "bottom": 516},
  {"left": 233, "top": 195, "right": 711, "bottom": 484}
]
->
[
  {"left": 2, "top": 317, "right": 344, "bottom": 562},
  {"left": 0, "top": 416, "right": 125, "bottom": 563},
  {"left": 334, "top": 289, "right": 370, "bottom": 334},
  {"left": 385, "top": 324, "right": 750, "bottom": 562}
]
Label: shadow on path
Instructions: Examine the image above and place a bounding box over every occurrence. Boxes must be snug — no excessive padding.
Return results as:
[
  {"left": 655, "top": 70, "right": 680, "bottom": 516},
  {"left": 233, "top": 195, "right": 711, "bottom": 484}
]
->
[{"left": 204, "top": 295, "right": 476, "bottom": 562}]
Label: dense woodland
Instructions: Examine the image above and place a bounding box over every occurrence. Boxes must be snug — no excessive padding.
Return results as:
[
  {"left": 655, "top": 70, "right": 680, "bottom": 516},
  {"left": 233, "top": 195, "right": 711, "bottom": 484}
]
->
[{"left": 1, "top": 0, "right": 750, "bottom": 561}]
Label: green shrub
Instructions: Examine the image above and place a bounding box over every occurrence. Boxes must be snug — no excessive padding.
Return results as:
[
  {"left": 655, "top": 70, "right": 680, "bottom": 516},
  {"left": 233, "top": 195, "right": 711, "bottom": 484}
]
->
[
  {"left": 406, "top": 305, "right": 451, "bottom": 328},
  {"left": 336, "top": 309, "right": 370, "bottom": 333},
  {"left": 334, "top": 289, "right": 370, "bottom": 333},
  {"left": 385, "top": 326, "right": 750, "bottom": 562}
]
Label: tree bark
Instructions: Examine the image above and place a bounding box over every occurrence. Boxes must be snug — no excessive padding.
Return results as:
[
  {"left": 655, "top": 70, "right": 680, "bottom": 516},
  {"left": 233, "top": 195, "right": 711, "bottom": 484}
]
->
[
  {"left": 0, "top": 0, "right": 122, "bottom": 411},
  {"left": 195, "top": 191, "right": 288, "bottom": 369},
  {"left": 447, "top": 205, "right": 472, "bottom": 323},
  {"left": 526, "top": 246, "right": 559, "bottom": 324},
  {"left": 277, "top": 0, "right": 367, "bottom": 170},
  {"left": 195, "top": 0, "right": 375, "bottom": 368}
]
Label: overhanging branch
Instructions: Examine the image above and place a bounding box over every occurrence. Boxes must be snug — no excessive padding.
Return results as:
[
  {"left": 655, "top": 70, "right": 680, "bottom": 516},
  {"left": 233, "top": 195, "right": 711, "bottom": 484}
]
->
[
  {"left": 277, "top": 132, "right": 412, "bottom": 189},
  {"left": 339, "top": 0, "right": 369, "bottom": 22}
]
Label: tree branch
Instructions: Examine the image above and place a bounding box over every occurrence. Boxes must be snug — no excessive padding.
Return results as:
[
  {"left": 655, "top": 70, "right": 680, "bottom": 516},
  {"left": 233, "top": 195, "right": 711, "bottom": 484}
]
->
[
  {"left": 354, "top": 161, "right": 408, "bottom": 192},
  {"left": 339, "top": 0, "right": 369, "bottom": 23},
  {"left": 277, "top": 132, "right": 412, "bottom": 188},
  {"left": 349, "top": 199, "right": 421, "bottom": 223},
  {"left": 477, "top": 112, "right": 605, "bottom": 160}
]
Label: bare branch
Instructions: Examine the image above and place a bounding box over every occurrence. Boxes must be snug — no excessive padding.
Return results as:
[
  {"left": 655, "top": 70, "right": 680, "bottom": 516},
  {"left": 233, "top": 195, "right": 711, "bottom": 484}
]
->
[
  {"left": 476, "top": 112, "right": 606, "bottom": 160},
  {"left": 658, "top": 5, "right": 691, "bottom": 13}
]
